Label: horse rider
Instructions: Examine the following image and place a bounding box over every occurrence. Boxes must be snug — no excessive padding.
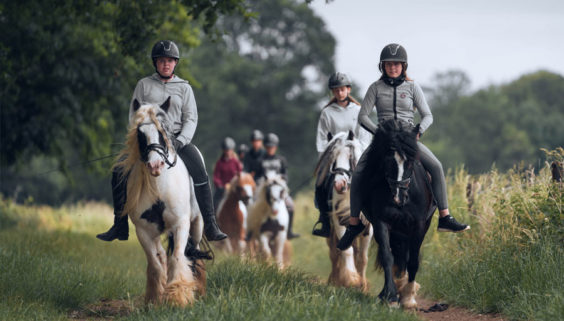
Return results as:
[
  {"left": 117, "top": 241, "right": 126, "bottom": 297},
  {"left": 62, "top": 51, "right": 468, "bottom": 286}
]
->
[
  {"left": 243, "top": 129, "right": 266, "bottom": 181},
  {"left": 260, "top": 133, "right": 300, "bottom": 239},
  {"left": 311, "top": 72, "right": 372, "bottom": 238},
  {"left": 212, "top": 136, "right": 243, "bottom": 209},
  {"left": 337, "top": 43, "right": 470, "bottom": 250},
  {"left": 97, "top": 40, "right": 227, "bottom": 242},
  {"left": 237, "top": 143, "right": 250, "bottom": 164}
]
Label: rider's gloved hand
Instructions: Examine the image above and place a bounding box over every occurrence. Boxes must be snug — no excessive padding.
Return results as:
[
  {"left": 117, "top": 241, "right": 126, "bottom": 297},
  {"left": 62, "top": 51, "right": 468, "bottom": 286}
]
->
[{"left": 172, "top": 138, "right": 184, "bottom": 151}]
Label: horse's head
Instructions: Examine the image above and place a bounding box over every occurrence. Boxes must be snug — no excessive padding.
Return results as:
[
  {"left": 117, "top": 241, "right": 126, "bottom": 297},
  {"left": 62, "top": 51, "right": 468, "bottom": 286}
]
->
[
  {"left": 232, "top": 172, "right": 256, "bottom": 205},
  {"left": 132, "top": 97, "right": 176, "bottom": 177},
  {"left": 264, "top": 175, "right": 288, "bottom": 216},
  {"left": 378, "top": 120, "right": 419, "bottom": 207},
  {"left": 317, "top": 131, "right": 362, "bottom": 195}
]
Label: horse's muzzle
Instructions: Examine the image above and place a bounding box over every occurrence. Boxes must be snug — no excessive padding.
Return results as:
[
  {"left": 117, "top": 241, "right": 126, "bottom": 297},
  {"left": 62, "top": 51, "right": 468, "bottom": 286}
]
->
[
  {"left": 333, "top": 175, "right": 350, "bottom": 194},
  {"left": 147, "top": 159, "right": 164, "bottom": 176}
]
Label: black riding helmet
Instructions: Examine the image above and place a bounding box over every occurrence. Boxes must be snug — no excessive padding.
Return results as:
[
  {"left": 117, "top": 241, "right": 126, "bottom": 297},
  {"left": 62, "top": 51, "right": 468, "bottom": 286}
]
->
[
  {"left": 264, "top": 133, "right": 279, "bottom": 147},
  {"left": 237, "top": 143, "right": 249, "bottom": 154},
  {"left": 250, "top": 129, "right": 264, "bottom": 141},
  {"left": 221, "top": 137, "right": 236, "bottom": 150},
  {"left": 328, "top": 72, "right": 352, "bottom": 89},
  {"left": 379, "top": 43, "right": 408, "bottom": 72},
  {"left": 151, "top": 40, "right": 180, "bottom": 78}
]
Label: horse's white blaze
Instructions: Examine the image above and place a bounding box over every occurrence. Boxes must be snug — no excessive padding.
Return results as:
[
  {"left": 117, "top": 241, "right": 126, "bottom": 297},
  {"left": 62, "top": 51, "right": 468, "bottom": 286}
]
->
[
  {"left": 238, "top": 200, "right": 248, "bottom": 230},
  {"left": 393, "top": 152, "right": 405, "bottom": 204},
  {"left": 243, "top": 184, "right": 254, "bottom": 201}
]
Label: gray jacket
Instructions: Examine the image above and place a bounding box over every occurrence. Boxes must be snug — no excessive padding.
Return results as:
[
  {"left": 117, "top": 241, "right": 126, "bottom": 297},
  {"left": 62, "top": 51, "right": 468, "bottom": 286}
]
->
[
  {"left": 358, "top": 79, "right": 433, "bottom": 135},
  {"left": 316, "top": 102, "right": 372, "bottom": 154},
  {"left": 129, "top": 73, "right": 198, "bottom": 146}
]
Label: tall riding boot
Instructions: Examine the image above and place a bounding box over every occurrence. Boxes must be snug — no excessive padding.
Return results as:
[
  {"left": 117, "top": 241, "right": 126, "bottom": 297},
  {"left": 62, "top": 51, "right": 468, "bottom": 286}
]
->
[
  {"left": 97, "top": 168, "right": 129, "bottom": 241},
  {"left": 312, "top": 184, "right": 331, "bottom": 238},
  {"left": 194, "top": 182, "right": 227, "bottom": 241},
  {"left": 287, "top": 208, "right": 300, "bottom": 239}
]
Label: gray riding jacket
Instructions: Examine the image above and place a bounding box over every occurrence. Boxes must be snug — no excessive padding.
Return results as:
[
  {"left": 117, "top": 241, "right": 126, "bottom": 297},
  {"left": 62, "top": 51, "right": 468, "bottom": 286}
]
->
[
  {"left": 316, "top": 102, "right": 372, "bottom": 154},
  {"left": 129, "top": 73, "right": 198, "bottom": 146},
  {"left": 358, "top": 79, "right": 433, "bottom": 135}
]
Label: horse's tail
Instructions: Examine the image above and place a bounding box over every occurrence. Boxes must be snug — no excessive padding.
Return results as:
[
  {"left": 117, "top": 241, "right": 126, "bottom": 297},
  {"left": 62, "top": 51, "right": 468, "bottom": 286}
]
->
[{"left": 375, "top": 231, "right": 409, "bottom": 272}]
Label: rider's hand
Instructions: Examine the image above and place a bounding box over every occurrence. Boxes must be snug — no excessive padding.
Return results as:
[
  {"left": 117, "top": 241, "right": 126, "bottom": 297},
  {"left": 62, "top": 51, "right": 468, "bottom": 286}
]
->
[{"left": 172, "top": 138, "right": 184, "bottom": 151}]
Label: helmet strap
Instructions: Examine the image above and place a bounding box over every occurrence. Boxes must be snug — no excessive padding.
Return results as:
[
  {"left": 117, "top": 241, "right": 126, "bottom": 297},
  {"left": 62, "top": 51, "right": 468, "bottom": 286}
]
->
[{"left": 153, "top": 58, "right": 178, "bottom": 80}]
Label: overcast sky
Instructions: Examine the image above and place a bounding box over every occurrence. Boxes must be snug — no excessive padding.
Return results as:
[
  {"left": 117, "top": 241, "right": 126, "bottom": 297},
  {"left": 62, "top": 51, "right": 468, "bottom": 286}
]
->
[{"left": 309, "top": 0, "right": 564, "bottom": 94}]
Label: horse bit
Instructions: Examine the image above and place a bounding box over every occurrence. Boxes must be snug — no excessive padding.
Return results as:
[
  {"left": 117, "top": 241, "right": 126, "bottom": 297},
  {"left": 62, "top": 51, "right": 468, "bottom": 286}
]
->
[{"left": 138, "top": 123, "right": 177, "bottom": 169}]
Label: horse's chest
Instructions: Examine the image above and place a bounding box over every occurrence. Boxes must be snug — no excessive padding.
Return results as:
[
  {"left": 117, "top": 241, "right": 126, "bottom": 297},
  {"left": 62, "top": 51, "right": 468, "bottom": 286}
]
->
[{"left": 140, "top": 200, "right": 166, "bottom": 233}]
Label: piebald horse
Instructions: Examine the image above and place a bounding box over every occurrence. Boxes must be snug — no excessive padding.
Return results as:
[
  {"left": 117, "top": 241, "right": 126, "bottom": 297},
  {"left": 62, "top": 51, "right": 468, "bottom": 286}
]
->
[
  {"left": 315, "top": 131, "right": 372, "bottom": 291},
  {"left": 246, "top": 174, "right": 292, "bottom": 268},
  {"left": 216, "top": 172, "right": 256, "bottom": 254},
  {"left": 116, "top": 98, "right": 207, "bottom": 306}
]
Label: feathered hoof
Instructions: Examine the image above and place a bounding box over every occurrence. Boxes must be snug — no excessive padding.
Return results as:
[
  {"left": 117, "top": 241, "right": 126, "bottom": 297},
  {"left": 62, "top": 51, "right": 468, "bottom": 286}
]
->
[
  {"left": 399, "top": 281, "right": 420, "bottom": 310},
  {"left": 164, "top": 279, "right": 197, "bottom": 307}
]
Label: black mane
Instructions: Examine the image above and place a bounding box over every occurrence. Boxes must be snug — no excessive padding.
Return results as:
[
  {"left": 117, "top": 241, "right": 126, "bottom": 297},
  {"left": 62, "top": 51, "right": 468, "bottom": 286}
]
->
[{"left": 366, "top": 120, "right": 418, "bottom": 169}]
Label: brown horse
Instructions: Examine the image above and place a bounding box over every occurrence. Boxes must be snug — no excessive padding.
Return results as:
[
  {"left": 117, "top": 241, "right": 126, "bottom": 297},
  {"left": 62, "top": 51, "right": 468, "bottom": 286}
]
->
[{"left": 216, "top": 172, "right": 256, "bottom": 254}]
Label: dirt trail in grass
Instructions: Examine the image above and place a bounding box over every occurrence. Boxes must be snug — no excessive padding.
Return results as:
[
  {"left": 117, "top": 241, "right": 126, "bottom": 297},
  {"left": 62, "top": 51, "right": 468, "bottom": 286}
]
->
[{"left": 416, "top": 296, "right": 507, "bottom": 321}]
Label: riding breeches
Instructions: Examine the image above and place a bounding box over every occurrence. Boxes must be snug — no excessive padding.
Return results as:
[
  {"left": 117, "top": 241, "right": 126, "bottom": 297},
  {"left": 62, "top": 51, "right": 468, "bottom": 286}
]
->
[
  {"left": 176, "top": 143, "right": 210, "bottom": 186},
  {"left": 349, "top": 141, "right": 449, "bottom": 220}
]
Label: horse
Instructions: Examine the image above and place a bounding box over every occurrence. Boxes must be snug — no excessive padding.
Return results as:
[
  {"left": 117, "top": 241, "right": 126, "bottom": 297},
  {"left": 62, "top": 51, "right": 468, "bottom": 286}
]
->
[
  {"left": 357, "top": 119, "right": 436, "bottom": 309},
  {"left": 116, "top": 97, "right": 208, "bottom": 306},
  {"left": 315, "top": 131, "right": 373, "bottom": 291},
  {"left": 216, "top": 172, "right": 256, "bottom": 254},
  {"left": 246, "top": 174, "right": 292, "bottom": 268}
]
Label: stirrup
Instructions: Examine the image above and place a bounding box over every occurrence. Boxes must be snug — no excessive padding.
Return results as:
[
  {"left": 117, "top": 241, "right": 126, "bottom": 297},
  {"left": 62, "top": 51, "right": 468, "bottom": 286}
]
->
[{"left": 312, "top": 221, "right": 330, "bottom": 238}]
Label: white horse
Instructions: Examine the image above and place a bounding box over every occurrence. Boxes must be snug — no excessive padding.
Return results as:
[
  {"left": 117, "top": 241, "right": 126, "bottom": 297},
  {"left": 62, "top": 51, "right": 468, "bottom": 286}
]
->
[
  {"left": 315, "top": 131, "right": 373, "bottom": 291},
  {"left": 116, "top": 98, "right": 207, "bottom": 306},
  {"left": 247, "top": 173, "right": 291, "bottom": 268}
]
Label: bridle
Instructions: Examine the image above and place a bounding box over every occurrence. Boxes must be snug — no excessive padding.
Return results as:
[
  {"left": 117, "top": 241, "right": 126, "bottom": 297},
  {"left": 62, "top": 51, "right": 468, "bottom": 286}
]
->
[{"left": 138, "top": 122, "right": 177, "bottom": 168}]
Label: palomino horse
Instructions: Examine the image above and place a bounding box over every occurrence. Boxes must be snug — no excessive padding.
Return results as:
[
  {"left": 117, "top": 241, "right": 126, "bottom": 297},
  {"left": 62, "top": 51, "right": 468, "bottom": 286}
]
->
[
  {"left": 116, "top": 98, "right": 208, "bottom": 306},
  {"left": 246, "top": 174, "right": 291, "bottom": 268},
  {"left": 216, "top": 172, "right": 256, "bottom": 254},
  {"left": 315, "top": 131, "right": 372, "bottom": 291},
  {"left": 358, "top": 119, "right": 436, "bottom": 308}
]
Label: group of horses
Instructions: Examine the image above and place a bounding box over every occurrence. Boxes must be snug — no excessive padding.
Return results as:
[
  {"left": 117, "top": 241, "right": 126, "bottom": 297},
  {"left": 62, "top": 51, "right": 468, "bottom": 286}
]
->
[{"left": 121, "top": 98, "right": 436, "bottom": 309}]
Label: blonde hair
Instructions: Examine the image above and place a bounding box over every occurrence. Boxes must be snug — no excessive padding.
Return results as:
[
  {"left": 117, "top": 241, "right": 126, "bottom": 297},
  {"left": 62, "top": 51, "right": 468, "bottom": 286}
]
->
[{"left": 323, "top": 95, "right": 361, "bottom": 108}]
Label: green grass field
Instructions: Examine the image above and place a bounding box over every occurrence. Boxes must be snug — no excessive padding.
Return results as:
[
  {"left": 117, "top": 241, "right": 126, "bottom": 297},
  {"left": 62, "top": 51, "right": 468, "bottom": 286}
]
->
[{"left": 1, "top": 152, "right": 562, "bottom": 320}]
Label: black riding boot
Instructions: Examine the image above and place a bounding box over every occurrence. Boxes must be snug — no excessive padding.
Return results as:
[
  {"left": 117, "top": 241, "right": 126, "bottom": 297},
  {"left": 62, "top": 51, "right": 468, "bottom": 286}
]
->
[
  {"left": 287, "top": 208, "right": 300, "bottom": 239},
  {"left": 97, "top": 167, "right": 129, "bottom": 242},
  {"left": 336, "top": 222, "right": 365, "bottom": 250},
  {"left": 312, "top": 211, "right": 331, "bottom": 238},
  {"left": 96, "top": 214, "right": 129, "bottom": 241},
  {"left": 194, "top": 182, "right": 227, "bottom": 241}
]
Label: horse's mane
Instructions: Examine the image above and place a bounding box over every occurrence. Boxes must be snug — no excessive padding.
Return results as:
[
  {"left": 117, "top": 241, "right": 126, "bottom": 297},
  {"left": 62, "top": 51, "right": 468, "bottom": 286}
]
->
[
  {"left": 247, "top": 175, "right": 289, "bottom": 238},
  {"left": 314, "top": 132, "right": 363, "bottom": 187},
  {"left": 363, "top": 120, "right": 419, "bottom": 178},
  {"left": 114, "top": 104, "right": 175, "bottom": 217}
]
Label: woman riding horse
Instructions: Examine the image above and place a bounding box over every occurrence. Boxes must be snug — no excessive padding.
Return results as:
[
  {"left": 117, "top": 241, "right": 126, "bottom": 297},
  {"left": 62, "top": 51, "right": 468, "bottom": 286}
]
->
[
  {"left": 312, "top": 72, "right": 371, "bottom": 238},
  {"left": 337, "top": 43, "right": 470, "bottom": 250},
  {"left": 97, "top": 40, "right": 227, "bottom": 242}
]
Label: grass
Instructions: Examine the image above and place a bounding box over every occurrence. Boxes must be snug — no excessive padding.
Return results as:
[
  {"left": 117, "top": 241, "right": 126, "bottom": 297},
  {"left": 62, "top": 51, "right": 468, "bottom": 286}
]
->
[{"left": 0, "top": 198, "right": 415, "bottom": 321}]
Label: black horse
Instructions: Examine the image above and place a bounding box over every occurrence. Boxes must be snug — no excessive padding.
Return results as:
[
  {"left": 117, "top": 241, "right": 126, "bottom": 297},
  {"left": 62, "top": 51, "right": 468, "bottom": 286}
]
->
[{"left": 359, "top": 119, "right": 436, "bottom": 308}]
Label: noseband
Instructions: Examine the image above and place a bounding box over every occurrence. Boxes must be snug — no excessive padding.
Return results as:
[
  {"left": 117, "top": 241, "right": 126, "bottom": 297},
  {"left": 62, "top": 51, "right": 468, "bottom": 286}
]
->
[{"left": 138, "top": 122, "right": 177, "bottom": 168}]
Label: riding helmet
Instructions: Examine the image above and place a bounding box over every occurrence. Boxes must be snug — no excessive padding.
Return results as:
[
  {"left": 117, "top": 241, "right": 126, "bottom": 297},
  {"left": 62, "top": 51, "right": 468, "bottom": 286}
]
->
[
  {"left": 328, "top": 72, "right": 352, "bottom": 89},
  {"left": 151, "top": 40, "right": 180, "bottom": 64},
  {"left": 237, "top": 143, "right": 249, "bottom": 154},
  {"left": 221, "top": 137, "right": 236, "bottom": 150},
  {"left": 264, "top": 133, "right": 279, "bottom": 147},
  {"left": 379, "top": 43, "right": 408, "bottom": 72},
  {"left": 250, "top": 129, "right": 264, "bottom": 141}
]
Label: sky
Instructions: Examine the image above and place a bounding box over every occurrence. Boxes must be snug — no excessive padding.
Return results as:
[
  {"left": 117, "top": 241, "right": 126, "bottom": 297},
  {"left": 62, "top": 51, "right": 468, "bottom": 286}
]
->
[{"left": 309, "top": 0, "right": 564, "bottom": 94}]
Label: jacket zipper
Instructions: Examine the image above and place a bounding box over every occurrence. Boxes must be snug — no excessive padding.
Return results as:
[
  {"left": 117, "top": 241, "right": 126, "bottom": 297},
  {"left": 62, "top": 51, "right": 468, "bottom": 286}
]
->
[{"left": 393, "top": 86, "right": 397, "bottom": 120}]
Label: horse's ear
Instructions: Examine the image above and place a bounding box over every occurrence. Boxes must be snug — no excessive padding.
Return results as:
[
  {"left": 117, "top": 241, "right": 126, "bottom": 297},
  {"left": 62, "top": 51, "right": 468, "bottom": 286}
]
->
[
  {"left": 347, "top": 130, "right": 355, "bottom": 140},
  {"left": 132, "top": 99, "right": 141, "bottom": 112},
  {"left": 160, "top": 96, "right": 171, "bottom": 113},
  {"left": 327, "top": 132, "right": 333, "bottom": 142}
]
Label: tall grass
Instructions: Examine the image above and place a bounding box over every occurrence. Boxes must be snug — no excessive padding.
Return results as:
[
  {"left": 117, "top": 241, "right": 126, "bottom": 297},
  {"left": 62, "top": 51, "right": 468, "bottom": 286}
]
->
[{"left": 419, "top": 149, "right": 563, "bottom": 321}]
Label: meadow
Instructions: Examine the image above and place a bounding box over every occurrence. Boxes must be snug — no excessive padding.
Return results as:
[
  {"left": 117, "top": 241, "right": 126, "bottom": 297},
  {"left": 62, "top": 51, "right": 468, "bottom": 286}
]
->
[{"left": 0, "top": 151, "right": 562, "bottom": 320}]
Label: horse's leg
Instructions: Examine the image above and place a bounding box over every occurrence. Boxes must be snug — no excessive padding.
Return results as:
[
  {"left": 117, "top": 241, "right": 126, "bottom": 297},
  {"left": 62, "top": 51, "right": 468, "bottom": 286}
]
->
[
  {"left": 373, "top": 220, "right": 398, "bottom": 304},
  {"left": 136, "top": 228, "right": 167, "bottom": 305},
  {"left": 165, "top": 222, "right": 196, "bottom": 306},
  {"left": 272, "top": 232, "right": 287, "bottom": 269},
  {"left": 259, "top": 234, "right": 271, "bottom": 261},
  {"left": 330, "top": 220, "right": 360, "bottom": 288},
  {"left": 354, "top": 223, "right": 373, "bottom": 292},
  {"left": 400, "top": 231, "right": 425, "bottom": 309}
]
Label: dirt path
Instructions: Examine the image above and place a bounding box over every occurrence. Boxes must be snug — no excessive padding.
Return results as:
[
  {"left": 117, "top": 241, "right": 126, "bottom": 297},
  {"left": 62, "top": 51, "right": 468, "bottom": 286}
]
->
[{"left": 416, "top": 297, "right": 508, "bottom": 321}]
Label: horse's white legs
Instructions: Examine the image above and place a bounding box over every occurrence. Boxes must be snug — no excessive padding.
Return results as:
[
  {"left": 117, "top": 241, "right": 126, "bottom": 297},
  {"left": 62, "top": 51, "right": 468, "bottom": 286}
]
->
[
  {"left": 165, "top": 222, "right": 196, "bottom": 306},
  {"left": 136, "top": 228, "right": 167, "bottom": 304},
  {"left": 354, "top": 224, "right": 373, "bottom": 291},
  {"left": 272, "top": 232, "right": 287, "bottom": 269},
  {"left": 399, "top": 281, "right": 420, "bottom": 309},
  {"left": 259, "top": 234, "right": 272, "bottom": 260},
  {"left": 329, "top": 215, "right": 361, "bottom": 288}
]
